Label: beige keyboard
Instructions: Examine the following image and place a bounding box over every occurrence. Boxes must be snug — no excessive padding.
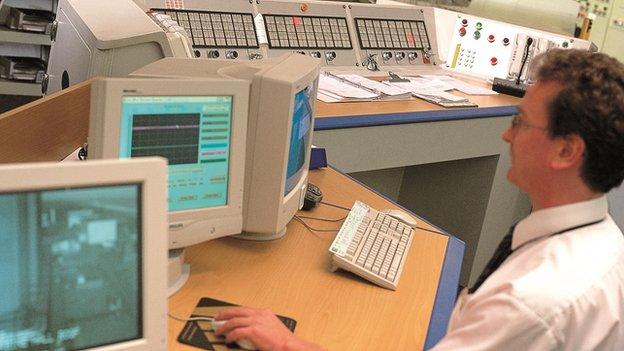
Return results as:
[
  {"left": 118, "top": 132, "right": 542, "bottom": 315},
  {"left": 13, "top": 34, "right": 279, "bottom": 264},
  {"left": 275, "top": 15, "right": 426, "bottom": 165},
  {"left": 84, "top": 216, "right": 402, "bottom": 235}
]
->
[{"left": 329, "top": 201, "right": 415, "bottom": 290}]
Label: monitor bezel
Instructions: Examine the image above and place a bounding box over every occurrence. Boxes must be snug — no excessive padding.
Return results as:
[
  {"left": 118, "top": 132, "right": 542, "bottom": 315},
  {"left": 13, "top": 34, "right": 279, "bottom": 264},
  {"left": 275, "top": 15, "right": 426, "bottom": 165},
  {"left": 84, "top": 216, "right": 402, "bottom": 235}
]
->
[
  {"left": 0, "top": 158, "right": 168, "bottom": 351},
  {"left": 88, "top": 77, "right": 249, "bottom": 248}
]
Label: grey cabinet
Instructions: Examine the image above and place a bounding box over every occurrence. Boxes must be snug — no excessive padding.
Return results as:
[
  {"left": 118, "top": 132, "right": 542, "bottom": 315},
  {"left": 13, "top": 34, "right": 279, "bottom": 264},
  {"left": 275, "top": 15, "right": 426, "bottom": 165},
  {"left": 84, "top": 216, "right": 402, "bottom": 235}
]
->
[{"left": 0, "top": 0, "right": 56, "bottom": 110}]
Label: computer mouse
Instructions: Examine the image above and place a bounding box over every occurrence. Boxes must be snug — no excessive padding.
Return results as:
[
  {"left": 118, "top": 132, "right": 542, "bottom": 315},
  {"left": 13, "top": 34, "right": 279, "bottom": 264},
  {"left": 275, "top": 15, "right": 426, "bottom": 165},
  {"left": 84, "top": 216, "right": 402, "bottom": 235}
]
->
[
  {"left": 211, "top": 319, "right": 258, "bottom": 350},
  {"left": 382, "top": 208, "right": 418, "bottom": 227}
]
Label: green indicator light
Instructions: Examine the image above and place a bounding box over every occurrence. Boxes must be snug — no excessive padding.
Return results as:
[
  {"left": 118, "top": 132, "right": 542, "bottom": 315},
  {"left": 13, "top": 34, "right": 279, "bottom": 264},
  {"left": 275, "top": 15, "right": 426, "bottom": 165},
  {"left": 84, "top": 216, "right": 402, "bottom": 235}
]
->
[{"left": 476, "top": 22, "right": 483, "bottom": 30}]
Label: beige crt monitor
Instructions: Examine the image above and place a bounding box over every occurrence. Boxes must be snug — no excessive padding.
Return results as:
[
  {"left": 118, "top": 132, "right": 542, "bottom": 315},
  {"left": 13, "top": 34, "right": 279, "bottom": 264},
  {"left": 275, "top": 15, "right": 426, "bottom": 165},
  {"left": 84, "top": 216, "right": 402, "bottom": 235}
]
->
[
  {"left": 0, "top": 158, "right": 168, "bottom": 351},
  {"left": 88, "top": 77, "right": 247, "bottom": 248},
  {"left": 131, "top": 53, "right": 320, "bottom": 240},
  {"left": 88, "top": 77, "right": 248, "bottom": 294}
]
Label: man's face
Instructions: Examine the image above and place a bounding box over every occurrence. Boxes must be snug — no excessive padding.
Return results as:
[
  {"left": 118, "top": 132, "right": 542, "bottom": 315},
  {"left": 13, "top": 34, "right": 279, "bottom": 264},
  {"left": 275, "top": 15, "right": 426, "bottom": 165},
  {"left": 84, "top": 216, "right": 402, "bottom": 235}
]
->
[{"left": 501, "top": 81, "right": 563, "bottom": 195}]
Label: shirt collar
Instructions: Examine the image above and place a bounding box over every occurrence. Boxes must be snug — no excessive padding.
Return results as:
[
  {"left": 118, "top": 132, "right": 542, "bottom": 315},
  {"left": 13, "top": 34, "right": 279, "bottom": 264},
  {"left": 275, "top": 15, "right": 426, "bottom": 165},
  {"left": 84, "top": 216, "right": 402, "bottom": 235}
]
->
[{"left": 512, "top": 195, "right": 608, "bottom": 250}]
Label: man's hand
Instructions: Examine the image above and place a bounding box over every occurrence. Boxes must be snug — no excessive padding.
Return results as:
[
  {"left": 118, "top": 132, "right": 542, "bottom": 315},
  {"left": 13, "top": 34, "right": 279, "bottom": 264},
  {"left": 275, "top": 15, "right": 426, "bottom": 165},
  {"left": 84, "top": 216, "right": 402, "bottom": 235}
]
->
[{"left": 214, "top": 307, "right": 324, "bottom": 351}]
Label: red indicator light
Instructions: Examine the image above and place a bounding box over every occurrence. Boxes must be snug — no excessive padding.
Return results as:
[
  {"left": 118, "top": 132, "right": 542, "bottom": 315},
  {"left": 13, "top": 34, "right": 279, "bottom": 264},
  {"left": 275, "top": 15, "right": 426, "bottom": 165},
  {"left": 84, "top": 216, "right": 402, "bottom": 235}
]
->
[
  {"left": 488, "top": 34, "right": 495, "bottom": 43},
  {"left": 490, "top": 57, "right": 498, "bottom": 65}
]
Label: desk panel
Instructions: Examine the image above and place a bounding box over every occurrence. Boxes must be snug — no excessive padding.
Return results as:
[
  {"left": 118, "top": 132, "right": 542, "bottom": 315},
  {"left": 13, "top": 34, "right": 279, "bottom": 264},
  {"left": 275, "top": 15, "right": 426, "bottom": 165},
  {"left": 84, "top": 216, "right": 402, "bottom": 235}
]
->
[{"left": 168, "top": 168, "right": 460, "bottom": 350}]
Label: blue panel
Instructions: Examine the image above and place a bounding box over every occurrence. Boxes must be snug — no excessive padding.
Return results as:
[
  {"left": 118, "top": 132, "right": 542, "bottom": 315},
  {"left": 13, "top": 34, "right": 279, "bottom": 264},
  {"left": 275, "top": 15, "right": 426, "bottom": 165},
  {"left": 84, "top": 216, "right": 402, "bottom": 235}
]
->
[
  {"left": 425, "top": 235, "right": 465, "bottom": 350},
  {"left": 314, "top": 106, "right": 518, "bottom": 130}
]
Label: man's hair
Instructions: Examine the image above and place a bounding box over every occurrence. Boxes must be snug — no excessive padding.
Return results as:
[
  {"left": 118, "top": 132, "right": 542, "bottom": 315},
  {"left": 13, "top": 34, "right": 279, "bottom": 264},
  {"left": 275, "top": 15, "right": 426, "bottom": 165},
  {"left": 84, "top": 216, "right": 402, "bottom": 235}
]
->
[{"left": 533, "top": 49, "right": 624, "bottom": 193}]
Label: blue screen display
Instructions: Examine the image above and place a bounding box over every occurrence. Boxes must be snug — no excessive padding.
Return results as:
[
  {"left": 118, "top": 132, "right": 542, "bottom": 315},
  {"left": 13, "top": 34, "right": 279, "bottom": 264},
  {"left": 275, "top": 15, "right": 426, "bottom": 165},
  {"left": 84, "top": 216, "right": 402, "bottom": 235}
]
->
[
  {"left": 0, "top": 184, "right": 142, "bottom": 351},
  {"left": 119, "top": 96, "right": 232, "bottom": 212},
  {"left": 285, "top": 87, "right": 313, "bottom": 195}
]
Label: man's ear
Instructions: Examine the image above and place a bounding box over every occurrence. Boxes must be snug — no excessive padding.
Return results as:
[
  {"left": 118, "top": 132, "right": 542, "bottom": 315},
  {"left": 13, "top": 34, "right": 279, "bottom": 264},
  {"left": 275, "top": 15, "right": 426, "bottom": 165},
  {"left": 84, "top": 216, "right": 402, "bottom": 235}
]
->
[{"left": 551, "top": 134, "right": 585, "bottom": 171}]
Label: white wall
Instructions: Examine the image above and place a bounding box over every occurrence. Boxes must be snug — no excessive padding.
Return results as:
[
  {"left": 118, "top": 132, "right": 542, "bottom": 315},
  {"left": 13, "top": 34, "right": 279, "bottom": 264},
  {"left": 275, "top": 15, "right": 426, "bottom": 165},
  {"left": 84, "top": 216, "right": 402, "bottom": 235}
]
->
[{"left": 608, "top": 185, "right": 624, "bottom": 229}]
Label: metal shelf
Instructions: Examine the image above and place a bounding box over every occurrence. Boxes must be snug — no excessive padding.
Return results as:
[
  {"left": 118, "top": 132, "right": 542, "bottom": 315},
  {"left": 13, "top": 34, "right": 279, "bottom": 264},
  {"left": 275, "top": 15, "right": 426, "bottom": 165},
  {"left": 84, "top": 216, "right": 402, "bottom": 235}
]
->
[
  {"left": 0, "top": 26, "right": 51, "bottom": 45},
  {"left": 0, "top": 78, "right": 43, "bottom": 96}
]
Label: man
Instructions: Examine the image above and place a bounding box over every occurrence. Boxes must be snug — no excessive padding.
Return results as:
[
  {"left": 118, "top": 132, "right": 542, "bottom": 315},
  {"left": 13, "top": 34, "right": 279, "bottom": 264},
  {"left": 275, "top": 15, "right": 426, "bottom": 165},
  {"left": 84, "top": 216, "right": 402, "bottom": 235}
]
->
[{"left": 213, "top": 49, "right": 624, "bottom": 350}]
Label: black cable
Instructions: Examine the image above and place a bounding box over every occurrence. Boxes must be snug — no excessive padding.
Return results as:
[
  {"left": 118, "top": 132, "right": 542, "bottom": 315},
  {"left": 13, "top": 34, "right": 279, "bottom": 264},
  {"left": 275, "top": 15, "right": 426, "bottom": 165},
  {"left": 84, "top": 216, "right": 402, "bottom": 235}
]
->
[
  {"left": 319, "top": 201, "right": 351, "bottom": 212},
  {"left": 296, "top": 214, "right": 347, "bottom": 222},
  {"left": 293, "top": 215, "right": 341, "bottom": 233},
  {"left": 516, "top": 37, "right": 534, "bottom": 85}
]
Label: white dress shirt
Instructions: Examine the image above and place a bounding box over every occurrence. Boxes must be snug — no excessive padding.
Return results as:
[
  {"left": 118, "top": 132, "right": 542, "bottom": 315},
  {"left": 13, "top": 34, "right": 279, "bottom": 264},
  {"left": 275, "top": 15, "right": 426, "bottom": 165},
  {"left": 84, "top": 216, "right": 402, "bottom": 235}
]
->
[{"left": 432, "top": 195, "right": 624, "bottom": 350}]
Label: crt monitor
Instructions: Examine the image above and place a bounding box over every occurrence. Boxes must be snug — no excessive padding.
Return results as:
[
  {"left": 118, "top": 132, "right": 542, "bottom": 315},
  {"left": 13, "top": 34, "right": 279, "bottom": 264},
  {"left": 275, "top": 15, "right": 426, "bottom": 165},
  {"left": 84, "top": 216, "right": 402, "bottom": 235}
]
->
[
  {"left": 88, "top": 77, "right": 248, "bottom": 249},
  {"left": 130, "top": 53, "right": 321, "bottom": 240},
  {"left": 0, "top": 157, "right": 168, "bottom": 351}
]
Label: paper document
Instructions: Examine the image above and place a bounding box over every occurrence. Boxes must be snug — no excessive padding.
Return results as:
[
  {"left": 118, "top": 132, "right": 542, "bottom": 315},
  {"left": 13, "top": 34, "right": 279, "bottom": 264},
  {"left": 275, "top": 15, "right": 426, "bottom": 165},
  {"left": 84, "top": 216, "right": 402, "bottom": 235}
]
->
[
  {"left": 317, "top": 72, "right": 413, "bottom": 103},
  {"left": 419, "top": 75, "right": 498, "bottom": 95},
  {"left": 318, "top": 74, "right": 379, "bottom": 99},
  {"left": 388, "top": 79, "right": 461, "bottom": 97},
  {"left": 337, "top": 74, "right": 411, "bottom": 96},
  {"left": 386, "top": 77, "right": 478, "bottom": 107},
  {"left": 254, "top": 14, "right": 268, "bottom": 44}
]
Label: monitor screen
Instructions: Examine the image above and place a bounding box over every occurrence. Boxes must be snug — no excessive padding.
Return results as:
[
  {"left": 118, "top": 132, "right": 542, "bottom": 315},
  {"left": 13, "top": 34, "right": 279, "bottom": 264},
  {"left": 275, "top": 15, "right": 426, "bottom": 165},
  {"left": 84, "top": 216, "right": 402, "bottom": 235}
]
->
[
  {"left": 118, "top": 96, "right": 233, "bottom": 212},
  {"left": 0, "top": 184, "right": 142, "bottom": 351},
  {"left": 284, "top": 87, "right": 313, "bottom": 195}
]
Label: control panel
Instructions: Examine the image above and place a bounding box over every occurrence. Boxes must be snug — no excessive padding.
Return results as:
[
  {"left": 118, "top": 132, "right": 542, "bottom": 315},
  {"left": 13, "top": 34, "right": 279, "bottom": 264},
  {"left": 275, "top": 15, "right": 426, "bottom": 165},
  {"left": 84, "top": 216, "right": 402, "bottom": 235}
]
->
[
  {"left": 147, "top": 0, "right": 262, "bottom": 60},
  {"left": 143, "top": 0, "right": 439, "bottom": 71},
  {"left": 256, "top": 0, "right": 358, "bottom": 67},
  {"left": 348, "top": 3, "right": 434, "bottom": 70},
  {"left": 444, "top": 14, "right": 593, "bottom": 82}
]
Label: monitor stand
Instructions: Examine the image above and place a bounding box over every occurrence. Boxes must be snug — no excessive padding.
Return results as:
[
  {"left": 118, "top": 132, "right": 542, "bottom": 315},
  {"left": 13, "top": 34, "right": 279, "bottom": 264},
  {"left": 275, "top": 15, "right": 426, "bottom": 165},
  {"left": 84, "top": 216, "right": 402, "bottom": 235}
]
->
[
  {"left": 234, "top": 227, "right": 287, "bottom": 241},
  {"left": 168, "top": 248, "right": 190, "bottom": 296}
]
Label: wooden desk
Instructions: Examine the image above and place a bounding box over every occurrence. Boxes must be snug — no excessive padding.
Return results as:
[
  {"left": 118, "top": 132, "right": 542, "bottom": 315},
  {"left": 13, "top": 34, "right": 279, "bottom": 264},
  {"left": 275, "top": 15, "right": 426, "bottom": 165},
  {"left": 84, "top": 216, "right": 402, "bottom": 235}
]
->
[
  {"left": 311, "top": 88, "right": 530, "bottom": 289},
  {"left": 168, "top": 167, "right": 463, "bottom": 350}
]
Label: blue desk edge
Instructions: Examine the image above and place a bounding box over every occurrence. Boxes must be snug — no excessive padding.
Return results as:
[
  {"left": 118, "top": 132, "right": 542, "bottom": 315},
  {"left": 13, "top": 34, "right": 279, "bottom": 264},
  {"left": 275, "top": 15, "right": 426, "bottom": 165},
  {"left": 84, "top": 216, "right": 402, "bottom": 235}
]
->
[
  {"left": 314, "top": 105, "right": 518, "bottom": 130},
  {"left": 326, "top": 166, "right": 465, "bottom": 349}
]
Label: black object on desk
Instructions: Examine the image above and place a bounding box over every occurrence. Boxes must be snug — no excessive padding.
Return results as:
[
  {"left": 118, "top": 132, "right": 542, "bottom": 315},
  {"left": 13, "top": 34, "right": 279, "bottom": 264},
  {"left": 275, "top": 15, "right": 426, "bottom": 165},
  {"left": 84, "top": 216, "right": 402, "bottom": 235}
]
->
[
  {"left": 302, "top": 183, "right": 323, "bottom": 210},
  {"left": 178, "top": 297, "right": 297, "bottom": 350},
  {"left": 492, "top": 78, "right": 527, "bottom": 97}
]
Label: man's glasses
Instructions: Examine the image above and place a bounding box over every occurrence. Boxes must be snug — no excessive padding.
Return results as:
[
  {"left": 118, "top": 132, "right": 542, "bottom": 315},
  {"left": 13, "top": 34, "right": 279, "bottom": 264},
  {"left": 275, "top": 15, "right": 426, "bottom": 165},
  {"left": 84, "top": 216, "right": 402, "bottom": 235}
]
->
[{"left": 510, "top": 114, "right": 548, "bottom": 132}]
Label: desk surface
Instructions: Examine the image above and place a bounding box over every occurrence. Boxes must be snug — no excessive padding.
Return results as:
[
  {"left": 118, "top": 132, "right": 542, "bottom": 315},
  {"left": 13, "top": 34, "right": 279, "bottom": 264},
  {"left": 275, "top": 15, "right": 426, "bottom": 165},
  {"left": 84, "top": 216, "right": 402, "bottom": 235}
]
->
[{"left": 168, "top": 167, "right": 461, "bottom": 350}]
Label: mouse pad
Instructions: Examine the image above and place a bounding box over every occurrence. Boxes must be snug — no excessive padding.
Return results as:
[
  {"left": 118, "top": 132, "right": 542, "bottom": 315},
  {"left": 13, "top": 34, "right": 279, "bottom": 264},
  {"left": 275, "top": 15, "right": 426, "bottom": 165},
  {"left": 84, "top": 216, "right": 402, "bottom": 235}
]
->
[{"left": 177, "top": 297, "right": 297, "bottom": 350}]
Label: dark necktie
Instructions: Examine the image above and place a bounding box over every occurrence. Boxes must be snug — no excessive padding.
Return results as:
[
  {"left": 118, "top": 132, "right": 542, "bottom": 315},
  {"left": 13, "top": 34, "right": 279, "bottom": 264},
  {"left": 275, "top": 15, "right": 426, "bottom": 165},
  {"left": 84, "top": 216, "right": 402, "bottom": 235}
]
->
[{"left": 468, "top": 224, "right": 515, "bottom": 294}]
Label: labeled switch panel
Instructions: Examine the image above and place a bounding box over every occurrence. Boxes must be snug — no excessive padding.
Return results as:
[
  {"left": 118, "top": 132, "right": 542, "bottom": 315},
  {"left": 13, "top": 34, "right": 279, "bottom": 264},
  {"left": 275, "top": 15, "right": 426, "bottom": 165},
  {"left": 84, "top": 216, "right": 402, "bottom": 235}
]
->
[
  {"left": 348, "top": 3, "right": 434, "bottom": 69},
  {"left": 256, "top": 0, "right": 359, "bottom": 67},
  {"left": 155, "top": 10, "right": 258, "bottom": 48},
  {"left": 147, "top": 0, "right": 262, "bottom": 60},
  {"left": 354, "top": 18, "right": 430, "bottom": 50},
  {"left": 264, "top": 15, "right": 352, "bottom": 49}
]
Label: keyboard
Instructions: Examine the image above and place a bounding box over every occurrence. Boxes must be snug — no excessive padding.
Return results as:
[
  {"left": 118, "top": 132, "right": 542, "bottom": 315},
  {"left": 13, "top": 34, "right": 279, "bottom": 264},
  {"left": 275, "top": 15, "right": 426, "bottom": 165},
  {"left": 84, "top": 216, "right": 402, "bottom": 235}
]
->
[{"left": 329, "top": 201, "right": 415, "bottom": 290}]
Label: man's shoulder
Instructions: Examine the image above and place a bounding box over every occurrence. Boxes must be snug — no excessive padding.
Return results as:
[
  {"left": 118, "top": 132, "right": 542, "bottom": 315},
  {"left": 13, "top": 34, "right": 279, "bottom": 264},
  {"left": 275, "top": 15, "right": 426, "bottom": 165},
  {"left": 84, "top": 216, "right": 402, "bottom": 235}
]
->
[{"left": 506, "top": 219, "right": 624, "bottom": 322}]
